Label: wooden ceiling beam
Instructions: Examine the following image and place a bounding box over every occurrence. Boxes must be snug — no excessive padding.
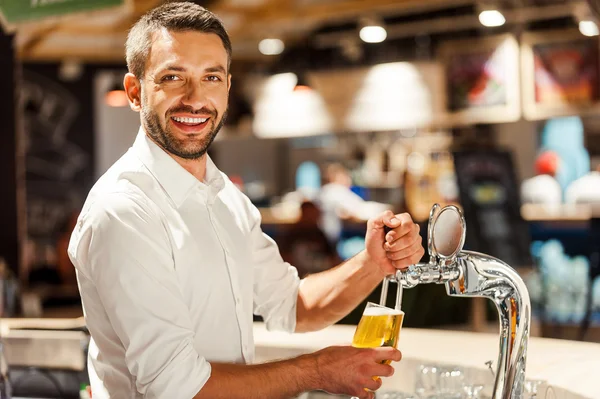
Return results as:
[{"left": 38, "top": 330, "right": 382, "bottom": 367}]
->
[
  {"left": 17, "top": 23, "right": 61, "bottom": 58},
  {"left": 218, "top": 0, "right": 470, "bottom": 22},
  {"left": 18, "top": 0, "right": 473, "bottom": 62},
  {"left": 131, "top": 0, "right": 164, "bottom": 14},
  {"left": 223, "top": 0, "right": 472, "bottom": 40},
  {"left": 24, "top": 47, "right": 127, "bottom": 63}
]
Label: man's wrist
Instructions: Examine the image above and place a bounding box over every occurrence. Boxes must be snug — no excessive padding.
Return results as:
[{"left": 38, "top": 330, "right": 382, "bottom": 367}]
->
[
  {"left": 357, "top": 250, "right": 386, "bottom": 280},
  {"left": 293, "top": 353, "right": 322, "bottom": 392}
]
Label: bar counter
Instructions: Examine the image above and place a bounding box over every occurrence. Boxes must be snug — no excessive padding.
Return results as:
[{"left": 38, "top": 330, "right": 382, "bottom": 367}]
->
[
  {"left": 254, "top": 323, "right": 600, "bottom": 399},
  {"left": 3, "top": 319, "right": 599, "bottom": 398}
]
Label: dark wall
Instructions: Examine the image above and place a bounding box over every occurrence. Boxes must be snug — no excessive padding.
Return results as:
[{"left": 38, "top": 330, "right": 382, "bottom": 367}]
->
[
  {"left": 20, "top": 62, "right": 110, "bottom": 276},
  {"left": 0, "top": 31, "right": 21, "bottom": 277}
]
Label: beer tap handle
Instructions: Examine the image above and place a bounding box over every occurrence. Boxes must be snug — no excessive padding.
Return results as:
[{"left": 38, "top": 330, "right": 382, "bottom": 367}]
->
[
  {"left": 380, "top": 276, "right": 390, "bottom": 307},
  {"left": 395, "top": 275, "right": 403, "bottom": 311},
  {"left": 380, "top": 271, "right": 405, "bottom": 310},
  {"left": 380, "top": 225, "right": 394, "bottom": 307}
]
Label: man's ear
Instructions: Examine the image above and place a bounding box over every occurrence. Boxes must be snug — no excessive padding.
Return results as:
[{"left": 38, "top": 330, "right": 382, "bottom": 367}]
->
[
  {"left": 124, "top": 73, "right": 142, "bottom": 112},
  {"left": 227, "top": 74, "right": 232, "bottom": 94}
]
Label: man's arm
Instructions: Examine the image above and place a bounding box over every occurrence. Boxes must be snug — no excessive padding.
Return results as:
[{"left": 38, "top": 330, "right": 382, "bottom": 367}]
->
[
  {"left": 195, "top": 346, "right": 401, "bottom": 399},
  {"left": 196, "top": 356, "right": 317, "bottom": 399},
  {"left": 296, "top": 211, "right": 424, "bottom": 333}
]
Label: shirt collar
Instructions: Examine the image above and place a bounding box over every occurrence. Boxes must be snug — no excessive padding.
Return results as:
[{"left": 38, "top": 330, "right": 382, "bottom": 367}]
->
[{"left": 132, "top": 128, "right": 225, "bottom": 207}]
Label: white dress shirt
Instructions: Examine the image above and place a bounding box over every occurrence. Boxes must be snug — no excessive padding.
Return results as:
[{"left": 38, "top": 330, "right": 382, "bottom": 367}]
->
[{"left": 68, "top": 129, "right": 300, "bottom": 399}]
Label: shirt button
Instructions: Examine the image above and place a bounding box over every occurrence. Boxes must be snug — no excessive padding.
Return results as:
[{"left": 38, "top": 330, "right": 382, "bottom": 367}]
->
[{"left": 235, "top": 297, "right": 241, "bottom": 305}]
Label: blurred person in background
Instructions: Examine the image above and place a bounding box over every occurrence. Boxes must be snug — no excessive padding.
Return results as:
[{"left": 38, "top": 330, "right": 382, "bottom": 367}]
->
[
  {"left": 319, "top": 162, "right": 391, "bottom": 243},
  {"left": 279, "top": 200, "right": 340, "bottom": 278},
  {"left": 68, "top": 3, "right": 424, "bottom": 399}
]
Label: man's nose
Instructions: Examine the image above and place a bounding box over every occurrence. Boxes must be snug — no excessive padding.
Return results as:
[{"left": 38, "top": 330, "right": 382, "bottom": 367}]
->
[{"left": 181, "top": 82, "right": 208, "bottom": 109}]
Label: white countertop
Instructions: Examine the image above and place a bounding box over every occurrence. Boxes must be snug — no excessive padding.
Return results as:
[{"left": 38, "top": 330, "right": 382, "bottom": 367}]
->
[
  {"left": 6, "top": 318, "right": 599, "bottom": 397},
  {"left": 253, "top": 323, "right": 600, "bottom": 398}
]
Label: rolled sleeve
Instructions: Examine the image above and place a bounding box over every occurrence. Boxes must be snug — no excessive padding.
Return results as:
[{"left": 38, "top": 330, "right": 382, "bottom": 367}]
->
[
  {"left": 248, "top": 204, "right": 301, "bottom": 333},
  {"left": 70, "top": 193, "right": 210, "bottom": 398}
]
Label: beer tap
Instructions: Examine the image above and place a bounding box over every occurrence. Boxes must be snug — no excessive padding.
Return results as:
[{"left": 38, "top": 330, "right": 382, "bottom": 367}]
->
[{"left": 380, "top": 204, "right": 531, "bottom": 399}]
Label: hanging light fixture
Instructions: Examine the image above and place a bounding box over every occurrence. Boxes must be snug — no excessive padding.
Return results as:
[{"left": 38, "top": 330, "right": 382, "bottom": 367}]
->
[
  {"left": 105, "top": 81, "right": 128, "bottom": 107},
  {"left": 294, "top": 72, "right": 312, "bottom": 92}
]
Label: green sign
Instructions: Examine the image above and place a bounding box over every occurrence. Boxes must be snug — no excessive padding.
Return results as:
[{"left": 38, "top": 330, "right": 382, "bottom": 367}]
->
[{"left": 0, "top": 0, "right": 124, "bottom": 24}]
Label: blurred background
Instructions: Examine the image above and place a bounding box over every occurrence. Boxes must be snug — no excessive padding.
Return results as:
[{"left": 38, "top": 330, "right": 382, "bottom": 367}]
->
[{"left": 2, "top": 0, "right": 600, "bottom": 346}]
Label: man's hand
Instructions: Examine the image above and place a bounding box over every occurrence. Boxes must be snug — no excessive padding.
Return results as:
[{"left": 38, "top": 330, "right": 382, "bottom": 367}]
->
[
  {"left": 365, "top": 211, "right": 425, "bottom": 276},
  {"left": 312, "top": 345, "right": 401, "bottom": 399}
]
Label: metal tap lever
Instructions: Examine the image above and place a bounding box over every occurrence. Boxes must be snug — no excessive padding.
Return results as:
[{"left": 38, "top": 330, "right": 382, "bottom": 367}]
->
[{"left": 383, "top": 204, "right": 531, "bottom": 399}]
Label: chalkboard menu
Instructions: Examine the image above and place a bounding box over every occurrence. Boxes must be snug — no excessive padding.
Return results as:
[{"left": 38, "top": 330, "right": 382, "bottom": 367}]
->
[
  {"left": 20, "top": 64, "right": 95, "bottom": 278},
  {"left": 453, "top": 150, "right": 532, "bottom": 268}
]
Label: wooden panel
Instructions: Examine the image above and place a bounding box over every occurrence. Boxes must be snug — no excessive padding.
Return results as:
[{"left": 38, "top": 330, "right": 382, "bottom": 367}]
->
[{"left": 16, "top": 0, "right": 466, "bottom": 61}]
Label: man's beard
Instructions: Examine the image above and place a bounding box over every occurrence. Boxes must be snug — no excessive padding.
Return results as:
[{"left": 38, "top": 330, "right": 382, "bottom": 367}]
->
[{"left": 141, "top": 98, "right": 227, "bottom": 160}]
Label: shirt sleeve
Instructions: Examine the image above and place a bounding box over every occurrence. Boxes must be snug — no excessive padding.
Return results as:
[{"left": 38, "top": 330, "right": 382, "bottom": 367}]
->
[
  {"left": 69, "top": 192, "right": 210, "bottom": 399},
  {"left": 247, "top": 202, "right": 301, "bottom": 333}
]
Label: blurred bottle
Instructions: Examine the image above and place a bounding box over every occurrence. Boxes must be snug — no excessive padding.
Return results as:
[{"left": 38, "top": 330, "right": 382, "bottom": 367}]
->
[
  {"left": 404, "top": 149, "right": 457, "bottom": 222},
  {"left": 537, "top": 241, "right": 590, "bottom": 323}
]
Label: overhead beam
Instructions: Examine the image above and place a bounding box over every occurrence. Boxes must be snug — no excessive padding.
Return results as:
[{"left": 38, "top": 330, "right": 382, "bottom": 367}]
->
[
  {"left": 221, "top": 0, "right": 473, "bottom": 39},
  {"left": 23, "top": 47, "right": 126, "bottom": 62},
  {"left": 17, "top": 22, "right": 60, "bottom": 58},
  {"left": 216, "top": 0, "right": 472, "bottom": 23},
  {"left": 18, "top": 0, "right": 477, "bottom": 62}
]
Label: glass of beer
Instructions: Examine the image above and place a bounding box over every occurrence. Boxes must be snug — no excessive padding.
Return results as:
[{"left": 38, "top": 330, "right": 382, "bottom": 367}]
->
[
  {"left": 352, "top": 302, "right": 404, "bottom": 361},
  {"left": 350, "top": 302, "right": 404, "bottom": 399}
]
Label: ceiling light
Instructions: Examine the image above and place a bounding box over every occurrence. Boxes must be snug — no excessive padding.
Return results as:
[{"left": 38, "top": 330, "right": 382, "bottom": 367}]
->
[
  {"left": 359, "top": 25, "right": 387, "bottom": 43},
  {"left": 359, "top": 16, "right": 387, "bottom": 43},
  {"left": 105, "top": 82, "right": 128, "bottom": 107},
  {"left": 478, "top": 9, "right": 505, "bottom": 27},
  {"left": 259, "top": 38, "right": 285, "bottom": 55},
  {"left": 579, "top": 20, "right": 599, "bottom": 36}
]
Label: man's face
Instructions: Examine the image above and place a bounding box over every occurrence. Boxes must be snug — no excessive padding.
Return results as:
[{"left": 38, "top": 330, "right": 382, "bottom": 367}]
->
[{"left": 136, "top": 29, "right": 230, "bottom": 160}]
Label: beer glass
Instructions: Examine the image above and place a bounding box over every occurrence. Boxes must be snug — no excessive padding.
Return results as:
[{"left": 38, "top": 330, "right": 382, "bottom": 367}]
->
[
  {"left": 350, "top": 302, "right": 404, "bottom": 399},
  {"left": 352, "top": 302, "right": 404, "bottom": 357}
]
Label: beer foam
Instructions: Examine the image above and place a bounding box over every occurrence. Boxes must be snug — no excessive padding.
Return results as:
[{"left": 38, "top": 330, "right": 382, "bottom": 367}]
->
[{"left": 363, "top": 306, "right": 403, "bottom": 316}]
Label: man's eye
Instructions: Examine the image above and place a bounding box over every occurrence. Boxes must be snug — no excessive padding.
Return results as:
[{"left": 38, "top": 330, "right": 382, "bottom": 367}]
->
[
  {"left": 161, "top": 75, "right": 181, "bottom": 82},
  {"left": 206, "top": 75, "right": 222, "bottom": 82}
]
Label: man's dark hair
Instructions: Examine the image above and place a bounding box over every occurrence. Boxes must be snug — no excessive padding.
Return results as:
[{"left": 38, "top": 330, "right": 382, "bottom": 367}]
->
[{"left": 125, "top": 1, "right": 232, "bottom": 79}]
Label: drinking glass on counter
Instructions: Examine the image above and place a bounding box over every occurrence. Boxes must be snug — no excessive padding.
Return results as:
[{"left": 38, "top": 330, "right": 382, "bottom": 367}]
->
[
  {"left": 414, "top": 364, "right": 465, "bottom": 399},
  {"left": 376, "top": 392, "right": 416, "bottom": 399}
]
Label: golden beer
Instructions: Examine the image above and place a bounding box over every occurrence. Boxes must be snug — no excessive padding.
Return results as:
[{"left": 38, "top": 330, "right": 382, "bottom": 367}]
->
[{"left": 352, "top": 303, "right": 404, "bottom": 364}]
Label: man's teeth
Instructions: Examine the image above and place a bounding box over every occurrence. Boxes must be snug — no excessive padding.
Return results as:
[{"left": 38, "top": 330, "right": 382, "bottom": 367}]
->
[{"left": 172, "top": 116, "right": 208, "bottom": 124}]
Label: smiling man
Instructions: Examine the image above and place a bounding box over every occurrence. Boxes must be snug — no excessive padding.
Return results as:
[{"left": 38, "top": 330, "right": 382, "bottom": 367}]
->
[{"left": 68, "top": 2, "right": 424, "bottom": 399}]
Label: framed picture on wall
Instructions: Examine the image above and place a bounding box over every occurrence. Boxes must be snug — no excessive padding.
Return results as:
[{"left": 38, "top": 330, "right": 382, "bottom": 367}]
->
[
  {"left": 521, "top": 29, "right": 600, "bottom": 120},
  {"left": 438, "top": 34, "right": 521, "bottom": 125}
]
